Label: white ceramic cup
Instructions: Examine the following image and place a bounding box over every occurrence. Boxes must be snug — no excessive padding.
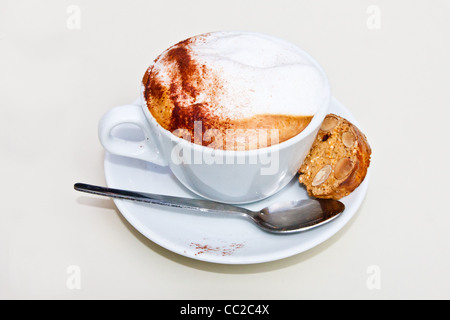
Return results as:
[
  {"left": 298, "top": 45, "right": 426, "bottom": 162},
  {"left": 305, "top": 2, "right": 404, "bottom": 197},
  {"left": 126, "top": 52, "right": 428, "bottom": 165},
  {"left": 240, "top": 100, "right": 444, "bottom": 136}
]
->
[{"left": 99, "top": 34, "right": 331, "bottom": 204}]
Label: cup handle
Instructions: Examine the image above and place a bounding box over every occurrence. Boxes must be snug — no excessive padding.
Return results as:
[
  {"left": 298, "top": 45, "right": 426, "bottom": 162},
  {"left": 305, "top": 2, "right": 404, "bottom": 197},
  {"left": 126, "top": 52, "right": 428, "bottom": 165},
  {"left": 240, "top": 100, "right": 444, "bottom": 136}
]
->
[{"left": 98, "top": 104, "right": 168, "bottom": 166}]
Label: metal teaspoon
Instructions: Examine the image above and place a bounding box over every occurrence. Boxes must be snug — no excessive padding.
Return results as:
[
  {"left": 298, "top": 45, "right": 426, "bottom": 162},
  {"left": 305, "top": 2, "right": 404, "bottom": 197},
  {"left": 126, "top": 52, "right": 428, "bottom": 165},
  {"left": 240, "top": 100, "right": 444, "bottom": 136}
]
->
[{"left": 74, "top": 183, "right": 345, "bottom": 234}]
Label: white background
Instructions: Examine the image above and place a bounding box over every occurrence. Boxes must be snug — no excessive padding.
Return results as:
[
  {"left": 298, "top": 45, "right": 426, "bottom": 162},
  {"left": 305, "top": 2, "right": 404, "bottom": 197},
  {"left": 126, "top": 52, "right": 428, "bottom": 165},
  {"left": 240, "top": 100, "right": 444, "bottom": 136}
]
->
[{"left": 1, "top": 0, "right": 449, "bottom": 299}]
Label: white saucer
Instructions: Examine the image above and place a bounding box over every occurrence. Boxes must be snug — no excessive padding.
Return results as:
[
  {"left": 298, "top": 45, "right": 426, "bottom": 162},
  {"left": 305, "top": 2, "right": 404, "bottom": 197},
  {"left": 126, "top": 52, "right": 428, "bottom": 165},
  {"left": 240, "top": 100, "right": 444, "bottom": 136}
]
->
[{"left": 103, "top": 97, "right": 370, "bottom": 264}]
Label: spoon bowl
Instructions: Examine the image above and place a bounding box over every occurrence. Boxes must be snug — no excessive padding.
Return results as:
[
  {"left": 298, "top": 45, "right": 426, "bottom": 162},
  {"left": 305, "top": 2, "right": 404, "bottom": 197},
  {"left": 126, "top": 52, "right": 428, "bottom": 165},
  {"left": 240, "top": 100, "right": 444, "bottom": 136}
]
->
[{"left": 252, "top": 199, "right": 344, "bottom": 233}]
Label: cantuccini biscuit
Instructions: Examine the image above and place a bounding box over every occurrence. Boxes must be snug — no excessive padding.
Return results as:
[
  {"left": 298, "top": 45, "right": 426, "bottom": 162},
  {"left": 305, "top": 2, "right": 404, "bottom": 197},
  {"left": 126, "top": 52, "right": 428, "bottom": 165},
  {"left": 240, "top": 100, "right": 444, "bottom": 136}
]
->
[{"left": 298, "top": 114, "right": 371, "bottom": 200}]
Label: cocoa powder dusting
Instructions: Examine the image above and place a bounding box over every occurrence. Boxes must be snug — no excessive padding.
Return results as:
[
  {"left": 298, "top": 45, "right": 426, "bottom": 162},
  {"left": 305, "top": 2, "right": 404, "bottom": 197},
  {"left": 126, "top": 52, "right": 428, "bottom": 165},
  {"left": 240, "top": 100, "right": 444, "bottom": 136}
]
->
[
  {"left": 164, "top": 42, "right": 220, "bottom": 134},
  {"left": 190, "top": 242, "right": 245, "bottom": 256},
  {"left": 143, "top": 66, "right": 165, "bottom": 102},
  {"left": 165, "top": 45, "right": 199, "bottom": 99},
  {"left": 143, "top": 37, "right": 224, "bottom": 136}
]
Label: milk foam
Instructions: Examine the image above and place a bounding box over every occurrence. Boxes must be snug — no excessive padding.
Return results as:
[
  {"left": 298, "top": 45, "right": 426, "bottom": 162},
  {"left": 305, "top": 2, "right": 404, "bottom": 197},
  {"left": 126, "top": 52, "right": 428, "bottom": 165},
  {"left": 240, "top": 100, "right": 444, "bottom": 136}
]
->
[{"left": 151, "top": 31, "right": 329, "bottom": 120}]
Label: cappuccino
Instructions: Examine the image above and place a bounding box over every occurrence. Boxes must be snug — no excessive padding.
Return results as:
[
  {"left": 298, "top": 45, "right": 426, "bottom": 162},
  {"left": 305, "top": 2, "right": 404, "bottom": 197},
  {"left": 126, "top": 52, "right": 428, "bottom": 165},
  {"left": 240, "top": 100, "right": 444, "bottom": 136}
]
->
[{"left": 142, "top": 31, "right": 329, "bottom": 150}]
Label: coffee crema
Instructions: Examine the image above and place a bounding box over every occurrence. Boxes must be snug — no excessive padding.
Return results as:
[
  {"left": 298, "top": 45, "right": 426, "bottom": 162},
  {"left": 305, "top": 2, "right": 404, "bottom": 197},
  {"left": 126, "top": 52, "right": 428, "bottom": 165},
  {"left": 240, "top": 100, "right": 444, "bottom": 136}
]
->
[{"left": 142, "top": 31, "right": 327, "bottom": 150}]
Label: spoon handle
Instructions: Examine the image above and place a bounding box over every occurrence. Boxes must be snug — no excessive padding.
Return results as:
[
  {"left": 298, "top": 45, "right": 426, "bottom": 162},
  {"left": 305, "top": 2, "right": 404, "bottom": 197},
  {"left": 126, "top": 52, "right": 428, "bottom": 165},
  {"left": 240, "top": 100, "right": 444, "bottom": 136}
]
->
[{"left": 74, "top": 183, "right": 252, "bottom": 216}]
